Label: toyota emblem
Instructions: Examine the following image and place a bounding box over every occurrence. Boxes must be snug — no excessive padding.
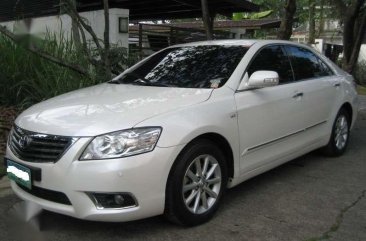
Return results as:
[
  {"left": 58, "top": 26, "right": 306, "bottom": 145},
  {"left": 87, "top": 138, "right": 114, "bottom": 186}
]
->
[{"left": 18, "top": 135, "right": 31, "bottom": 149}]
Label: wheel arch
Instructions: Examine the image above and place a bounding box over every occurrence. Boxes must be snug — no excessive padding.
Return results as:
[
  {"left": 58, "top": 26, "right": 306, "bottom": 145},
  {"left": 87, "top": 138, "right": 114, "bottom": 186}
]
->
[
  {"left": 164, "top": 132, "right": 234, "bottom": 225},
  {"left": 340, "top": 102, "right": 353, "bottom": 124},
  {"left": 168, "top": 132, "right": 235, "bottom": 181}
]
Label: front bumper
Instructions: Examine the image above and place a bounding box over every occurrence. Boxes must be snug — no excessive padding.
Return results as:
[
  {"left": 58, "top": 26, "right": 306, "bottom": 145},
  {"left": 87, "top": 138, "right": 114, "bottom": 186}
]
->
[{"left": 6, "top": 138, "right": 183, "bottom": 222}]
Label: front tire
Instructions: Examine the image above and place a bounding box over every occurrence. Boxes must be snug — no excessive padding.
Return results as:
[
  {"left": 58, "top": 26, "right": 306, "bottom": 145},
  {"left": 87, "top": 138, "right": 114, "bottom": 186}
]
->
[
  {"left": 322, "top": 108, "right": 351, "bottom": 157},
  {"left": 164, "top": 139, "right": 228, "bottom": 226}
]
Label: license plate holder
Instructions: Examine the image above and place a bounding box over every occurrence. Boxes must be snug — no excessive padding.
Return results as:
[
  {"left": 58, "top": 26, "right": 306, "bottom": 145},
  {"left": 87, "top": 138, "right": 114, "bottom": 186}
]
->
[{"left": 5, "top": 158, "right": 33, "bottom": 190}]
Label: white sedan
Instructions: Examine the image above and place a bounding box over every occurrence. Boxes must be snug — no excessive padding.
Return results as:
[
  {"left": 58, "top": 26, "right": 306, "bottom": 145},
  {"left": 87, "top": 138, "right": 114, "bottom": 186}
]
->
[{"left": 5, "top": 40, "right": 358, "bottom": 226}]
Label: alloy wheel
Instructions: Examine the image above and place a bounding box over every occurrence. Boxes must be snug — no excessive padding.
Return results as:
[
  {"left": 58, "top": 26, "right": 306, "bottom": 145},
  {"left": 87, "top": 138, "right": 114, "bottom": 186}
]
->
[
  {"left": 182, "top": 154, "right": 222, "bottom": 214},
  {"left": 334, "top": 115, "right": 349, "bottom": 150}
]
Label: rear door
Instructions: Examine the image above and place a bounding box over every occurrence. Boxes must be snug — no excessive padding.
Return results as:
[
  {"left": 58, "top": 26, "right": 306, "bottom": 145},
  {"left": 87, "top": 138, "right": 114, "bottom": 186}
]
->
[{"left": 284, "top": 46, "right": 339, "bottom": 134}]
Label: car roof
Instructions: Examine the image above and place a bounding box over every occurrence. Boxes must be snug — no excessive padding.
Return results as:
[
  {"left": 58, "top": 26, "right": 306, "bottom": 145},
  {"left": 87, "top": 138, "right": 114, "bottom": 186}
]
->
[
  {"left": 170, "top": 39, "right": 314, "bottom": 50},
  {"left": 173, "top": 39, "right": 258, "bottom": 47},
  {"left": 172, "top": 39, "right": 308, "bottom": 49}
]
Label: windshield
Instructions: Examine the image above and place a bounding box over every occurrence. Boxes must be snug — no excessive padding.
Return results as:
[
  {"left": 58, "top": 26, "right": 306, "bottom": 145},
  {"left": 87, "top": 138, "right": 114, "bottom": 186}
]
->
[{"left": 110, "top": 45, "right": 248, "bottom": 88}]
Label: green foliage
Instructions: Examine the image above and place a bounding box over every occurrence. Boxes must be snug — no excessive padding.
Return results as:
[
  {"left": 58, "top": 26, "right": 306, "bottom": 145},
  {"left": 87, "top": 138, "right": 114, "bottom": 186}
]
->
[
  {"left": 0, "top": 33, "right": 99, "bottom": 108},
  {"left": 357, "top": 85, "right": 366, "bottom": 95},
  {"left": 0, "top": 32, "right": 137, "bottom": 109},
  {"left": 251, "top": 0, "right": 289, "bottom": 18},
  {"left": 99, "top": 43, "right": 139, "bottom": 76},
  {"left": 233, "top": 10, "right": 273, "bottom": 20},
  {"left": 253, "top": 30, "right": 269, "bottom": 39},
  {"left": 251, "top": 0, "right": 312, "bottom": 24}
]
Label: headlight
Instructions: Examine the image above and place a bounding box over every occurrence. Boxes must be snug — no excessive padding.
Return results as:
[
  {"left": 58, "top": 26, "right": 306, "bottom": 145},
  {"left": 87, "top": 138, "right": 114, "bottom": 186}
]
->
[{"left": 80, "top": 127, "right": 162, "bottom": 160}]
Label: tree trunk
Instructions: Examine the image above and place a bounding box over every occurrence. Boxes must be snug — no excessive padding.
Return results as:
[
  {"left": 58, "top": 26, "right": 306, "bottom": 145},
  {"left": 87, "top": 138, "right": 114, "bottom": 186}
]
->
[
  {"left": 277, "top": 0, "right": 297, "bottom": 40},
  {"left": 308, "top": 0, "right": 316, "bottom": 44},
  {"left": 340, "top": 0, "right": 366, "bottom": 73},
  {"left": 201, "top": 0, "right": 213, "bottom": 40},
  {"left": 317, "top": 0, "right": 325, "bottom": 38},
  {"left": 70, "top": 0, "right": 82, "bottom": 49},
  {"left": 103, "top": 0, "right": 112, "bottom": 80}
]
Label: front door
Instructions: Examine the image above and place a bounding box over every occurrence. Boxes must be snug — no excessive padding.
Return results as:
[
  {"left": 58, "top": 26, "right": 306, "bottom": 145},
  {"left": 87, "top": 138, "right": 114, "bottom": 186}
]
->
[{"left": 235, "top": 45, "right": 306, "bottom": 174}]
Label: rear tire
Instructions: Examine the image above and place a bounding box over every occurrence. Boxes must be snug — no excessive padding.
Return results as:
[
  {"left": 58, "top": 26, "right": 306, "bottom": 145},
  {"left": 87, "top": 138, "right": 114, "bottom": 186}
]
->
[
  {"left": 164, "top": 139, "right": 228, "bottom": 226},
  {"left": 322, "top": 108, "right": 351, "bottom": 157}
]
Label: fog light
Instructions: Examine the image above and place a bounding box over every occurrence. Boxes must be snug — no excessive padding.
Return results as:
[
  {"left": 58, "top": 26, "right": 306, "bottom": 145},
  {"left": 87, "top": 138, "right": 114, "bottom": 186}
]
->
[
  {"left": 114, "top": 194, "right": 124, "bottom": 205},
  {"left": 88, "top": 192, "right": 137, "bottom": 209}
]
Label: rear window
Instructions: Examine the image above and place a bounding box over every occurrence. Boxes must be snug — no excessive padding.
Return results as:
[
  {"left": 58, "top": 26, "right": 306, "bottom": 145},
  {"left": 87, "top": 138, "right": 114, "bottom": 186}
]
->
[{"left": 112, "top": 45, "right": 248, "bottom": 88}]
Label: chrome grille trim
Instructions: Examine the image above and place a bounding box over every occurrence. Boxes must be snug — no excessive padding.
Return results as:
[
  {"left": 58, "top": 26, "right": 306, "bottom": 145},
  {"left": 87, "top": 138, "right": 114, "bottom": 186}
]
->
[{"left": 9, "top": 126, "right": 78, "bottom": 163}]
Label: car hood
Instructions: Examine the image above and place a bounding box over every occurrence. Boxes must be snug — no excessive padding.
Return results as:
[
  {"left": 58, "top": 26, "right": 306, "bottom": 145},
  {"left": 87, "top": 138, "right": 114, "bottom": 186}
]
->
[{"left": 16, "top": 83, "right": 213, "bottom": 136}]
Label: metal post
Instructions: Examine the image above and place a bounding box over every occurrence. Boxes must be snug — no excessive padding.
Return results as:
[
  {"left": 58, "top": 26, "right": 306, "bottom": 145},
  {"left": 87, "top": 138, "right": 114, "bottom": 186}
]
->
[
  {"left": 201, "top": 0, "right": 213, "bottom": 40},
  {"left": 139, "top": 24, "right": 143, "bottom": 60}
]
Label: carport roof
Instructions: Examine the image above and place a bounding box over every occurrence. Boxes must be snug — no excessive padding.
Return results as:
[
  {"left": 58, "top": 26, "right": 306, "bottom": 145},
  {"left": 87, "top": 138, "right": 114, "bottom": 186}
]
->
[
  {"left": 128, "top": 19, "right": 282, "bottom": 32},
  {"left": 170, "top": 19, "right": 282, "bottom": 30},
  {"left": 0, "top": 0, "right": 259, "bottom": 22}
]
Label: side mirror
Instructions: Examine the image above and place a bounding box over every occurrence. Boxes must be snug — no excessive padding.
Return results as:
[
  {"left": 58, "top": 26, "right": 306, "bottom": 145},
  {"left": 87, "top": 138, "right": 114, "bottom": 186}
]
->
[{"left": 238, "top": 71, "right": 279, "bottom": 90}]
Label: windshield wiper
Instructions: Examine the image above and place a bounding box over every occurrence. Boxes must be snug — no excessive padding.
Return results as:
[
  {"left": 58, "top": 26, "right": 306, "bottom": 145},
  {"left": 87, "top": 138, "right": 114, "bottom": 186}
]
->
[
  {"left": 131, "top": 79, "right": 150, "bottom": 86},
  {"left": 146, "top": 82, "right": 176, "bottom": 87},
  {"left": 125, "top": 72, "right": 150, "bottom": 82},
  {"left": 110, "top": 72, "right": 177, "bottom": 87},
  {"left": 109, "top": 72, "right": 149, "bottom": 85}
]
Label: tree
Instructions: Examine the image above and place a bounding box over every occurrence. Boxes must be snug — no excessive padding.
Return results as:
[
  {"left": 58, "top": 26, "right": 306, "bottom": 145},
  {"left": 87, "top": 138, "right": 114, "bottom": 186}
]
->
[
  {"left": 0, "top": 25, "right": 89, "bottom": 76},
  {"left": 69, "top": 0, "right": 82, "bottom": 50},
  {"left": 333, "top": 0, "right": 366, "bottom": 73},
  {"left": 317, "top": 0, "right": 326, "bottom": 38},
  {"left": 0, "top": 0, "right": 122, "bottom": 81},
  {"left": 61, "top": 0, "right": 112, "bottom": 80},
  {"left": 308, "top": 0, "right": 316, "bottom": 44},
  {"left": 251, "top": 0, "right": 300, "bottom": 40},
  {"left": 277, "top": 0, "right": 297, "bottom": 40},
  {"left": 251, "top": 0, "right": 288, "bottom": 18}
]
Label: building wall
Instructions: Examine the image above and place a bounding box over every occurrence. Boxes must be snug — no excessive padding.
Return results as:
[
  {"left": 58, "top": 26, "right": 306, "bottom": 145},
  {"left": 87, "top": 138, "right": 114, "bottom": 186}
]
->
[
  {"left": 0, "top": 8, "right": 129, "bottom": 48},
  {"left": 359, "top": 45, "right": 366, "bottom": 62},
  {"left": 230, "top": 28, "right": 247, "bottom": 39}
]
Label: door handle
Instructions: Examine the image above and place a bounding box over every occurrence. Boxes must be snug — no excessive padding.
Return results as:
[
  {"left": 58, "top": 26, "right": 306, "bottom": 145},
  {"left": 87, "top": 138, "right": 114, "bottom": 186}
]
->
[
  {"left": 293, "top": 92, "right": 304, "bottom": 99},
  {"left": 334, "top": 83, "right": 341, "bottom": 87}
]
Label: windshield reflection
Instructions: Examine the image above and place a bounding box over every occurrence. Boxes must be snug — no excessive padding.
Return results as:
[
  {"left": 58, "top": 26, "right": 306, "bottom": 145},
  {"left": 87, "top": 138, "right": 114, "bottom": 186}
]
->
[{"left": 111, "top": 45, "right": 248, "bottom": 89}]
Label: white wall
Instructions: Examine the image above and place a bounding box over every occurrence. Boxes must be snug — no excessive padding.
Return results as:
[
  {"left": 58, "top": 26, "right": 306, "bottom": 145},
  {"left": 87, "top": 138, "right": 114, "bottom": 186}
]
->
[
  {"left": 230, "top": 28, "right": 247, "bottom": 39},
  {"left": 359, "top": 44, "right": 366, "bottom": 62},
  {"left": 0, "top": 8, "right": 129, "bottom": 49},
  {"left": 312, "top": 39, "right": 325, "bottom": 53}
]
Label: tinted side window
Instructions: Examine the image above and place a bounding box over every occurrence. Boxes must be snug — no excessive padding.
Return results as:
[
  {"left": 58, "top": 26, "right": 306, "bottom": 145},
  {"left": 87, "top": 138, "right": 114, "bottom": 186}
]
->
[
  {"left": 248, "top": 45, "right": 294, "bottom": 84},
  {"left": 318, "top": 59, "right": 334, "bottom": 76},
  {"left": 286, "top": 46, "right": 332, "bottom": 81}
]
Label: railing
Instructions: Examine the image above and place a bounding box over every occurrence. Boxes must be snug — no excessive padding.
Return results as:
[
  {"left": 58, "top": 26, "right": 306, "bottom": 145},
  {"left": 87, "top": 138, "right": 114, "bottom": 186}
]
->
[{"left": 129, "top": 23, "right": 232, "bottom": 60}]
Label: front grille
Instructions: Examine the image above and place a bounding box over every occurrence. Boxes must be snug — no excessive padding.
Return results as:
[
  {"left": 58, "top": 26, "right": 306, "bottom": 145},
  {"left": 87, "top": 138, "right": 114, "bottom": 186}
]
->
[
  {"left": 17, "top": 183, "right": 72, "bottom": 205},
  {"left": 9, "top": 126, "right": 75, "bottom": 163}
]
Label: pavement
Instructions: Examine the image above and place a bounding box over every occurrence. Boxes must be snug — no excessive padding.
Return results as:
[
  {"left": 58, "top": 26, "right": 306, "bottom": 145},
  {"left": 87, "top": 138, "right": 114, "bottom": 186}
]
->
[
  {"left": 358, "top": 95, "right": 366, "bottom": 111},
  {"left": 0, "top": 97, "right": 365, "bottom": 241},
  {"left": 0, "top": 176, "right": 12, "bottom": 198}
]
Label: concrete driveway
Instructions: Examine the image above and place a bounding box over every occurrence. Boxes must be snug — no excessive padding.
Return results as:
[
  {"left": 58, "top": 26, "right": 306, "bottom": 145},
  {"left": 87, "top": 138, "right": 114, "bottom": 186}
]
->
[{"left": 1, "top": 99, "right": 365, "bottom": 241}]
